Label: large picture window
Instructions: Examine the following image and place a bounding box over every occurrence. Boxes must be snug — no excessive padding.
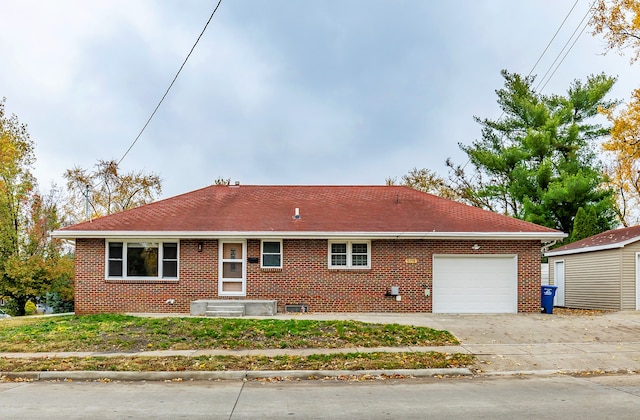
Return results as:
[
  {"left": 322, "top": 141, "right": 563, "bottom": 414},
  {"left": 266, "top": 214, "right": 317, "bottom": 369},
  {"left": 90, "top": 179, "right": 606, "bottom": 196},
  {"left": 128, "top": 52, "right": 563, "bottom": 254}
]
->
[
  {"left": 328, "top": 240, "right": 370, "bottom": 269},
  {"left": 261, "top": 240, "right": 282, "bottom": 268},
  {"left": 106, "top": 240, "right": 179, "bottom": 279}
]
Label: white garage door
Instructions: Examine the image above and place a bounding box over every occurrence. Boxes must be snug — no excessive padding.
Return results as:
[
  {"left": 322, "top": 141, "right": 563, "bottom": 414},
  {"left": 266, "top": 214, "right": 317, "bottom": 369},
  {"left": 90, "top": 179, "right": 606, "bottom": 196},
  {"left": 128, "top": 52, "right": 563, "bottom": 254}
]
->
[{"left": 433, "top": 255, "right": 517, "bottom": 313}]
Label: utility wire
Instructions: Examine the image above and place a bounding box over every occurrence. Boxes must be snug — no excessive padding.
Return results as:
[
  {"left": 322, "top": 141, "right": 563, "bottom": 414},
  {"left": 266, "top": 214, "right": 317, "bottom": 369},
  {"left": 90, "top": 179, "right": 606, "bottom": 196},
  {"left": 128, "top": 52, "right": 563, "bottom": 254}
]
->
[
  {"left": 458, "top": 1, "right": 585, "bottom": 181},
  {"left": 82, "top": 0, "right": 223, "bottom": 220},
  {"left": 528, "top": 0, "right": 580, "bottom": 77},
  {"left": 539, "top": 16, "right": 593, "bottom": 93},
  {"left": 491, "top": 0, "right": 583, "bottom": 120},
  {"left": 535, "top": 0, "right": 595, "bottom": 92},
  {"left": 117, "top": 0, "right": 223, "bottom": 165}
]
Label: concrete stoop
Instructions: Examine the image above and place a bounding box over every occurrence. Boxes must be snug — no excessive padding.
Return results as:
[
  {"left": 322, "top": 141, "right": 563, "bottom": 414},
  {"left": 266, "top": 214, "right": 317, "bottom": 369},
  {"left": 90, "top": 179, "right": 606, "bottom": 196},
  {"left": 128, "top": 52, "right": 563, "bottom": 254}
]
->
[{"left": 190, "top": 300, "right": 277, "bottom": 317}]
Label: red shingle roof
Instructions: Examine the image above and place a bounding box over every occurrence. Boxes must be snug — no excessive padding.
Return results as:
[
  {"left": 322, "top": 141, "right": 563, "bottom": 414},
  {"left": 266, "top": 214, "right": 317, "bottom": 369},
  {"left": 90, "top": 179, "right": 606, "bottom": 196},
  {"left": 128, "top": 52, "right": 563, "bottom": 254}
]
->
[
  {"left": 546, "top": 225, "right": 640, "bottom": 256},
  {"left": 54, "top": 185, "right": 563, "bottom": 239}
]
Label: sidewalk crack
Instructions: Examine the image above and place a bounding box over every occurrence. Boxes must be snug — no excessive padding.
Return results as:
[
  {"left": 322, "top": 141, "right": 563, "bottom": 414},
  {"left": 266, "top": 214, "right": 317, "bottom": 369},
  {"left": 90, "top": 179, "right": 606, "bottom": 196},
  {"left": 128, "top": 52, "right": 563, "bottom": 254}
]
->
[{"left": 228, "top": 374, "right": 246, "bottom": 419}]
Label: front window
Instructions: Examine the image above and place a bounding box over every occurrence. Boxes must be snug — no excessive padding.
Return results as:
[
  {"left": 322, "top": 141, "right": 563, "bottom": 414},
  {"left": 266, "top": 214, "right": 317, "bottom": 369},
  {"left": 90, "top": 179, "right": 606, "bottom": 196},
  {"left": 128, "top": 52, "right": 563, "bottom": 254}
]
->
[
  {"left": 351, "top": 243, "right": 369, "bottom": 266},
  {"left": 126, "top": 242, "right": 159, "bottom": 277},
  {"left": 331, "top": 243, "right": 347, "bottom": 266},
  {"left": 106, "top": 240, "right": 179, "bottom": 279},
  {"left": 261, "top": 240, "right": 282, "bottom": 268},
  {"left": 108, "top": 242, "right": 123, "bottom": 276},
  {"left": 328, "top": 241, "right": 370, "bottom": 269},
  {"left": 162, "top": 243, "right": 178, "bottom": 277}
]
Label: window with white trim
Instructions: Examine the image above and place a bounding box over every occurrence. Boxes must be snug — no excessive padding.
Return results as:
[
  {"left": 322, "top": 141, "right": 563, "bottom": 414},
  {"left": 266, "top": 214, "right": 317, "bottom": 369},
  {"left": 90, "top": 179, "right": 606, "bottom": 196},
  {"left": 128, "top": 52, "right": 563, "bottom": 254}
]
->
[
  {"left": 261, "top": 240, "right": 282, "bottom": 268},
  {"left": 328, "top": 241, "right": 371, "bottom": 269},
  {"left": 106, "top": 241, "right": 179, "bottom": 279}
]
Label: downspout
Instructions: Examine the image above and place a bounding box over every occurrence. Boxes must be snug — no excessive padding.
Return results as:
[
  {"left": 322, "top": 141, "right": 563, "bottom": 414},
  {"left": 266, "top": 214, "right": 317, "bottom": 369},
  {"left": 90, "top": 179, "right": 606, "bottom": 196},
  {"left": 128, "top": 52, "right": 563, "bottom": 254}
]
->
[{"left": 541, "top": 240, "right": 558, "bottom": 254}]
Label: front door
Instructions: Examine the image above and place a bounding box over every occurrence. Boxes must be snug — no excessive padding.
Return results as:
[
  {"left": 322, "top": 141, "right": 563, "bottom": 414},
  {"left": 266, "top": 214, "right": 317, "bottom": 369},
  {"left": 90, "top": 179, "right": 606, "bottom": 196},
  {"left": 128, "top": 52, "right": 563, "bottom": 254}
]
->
[{"left": 219, "top": 241, "right": 246, "bottom": 296}]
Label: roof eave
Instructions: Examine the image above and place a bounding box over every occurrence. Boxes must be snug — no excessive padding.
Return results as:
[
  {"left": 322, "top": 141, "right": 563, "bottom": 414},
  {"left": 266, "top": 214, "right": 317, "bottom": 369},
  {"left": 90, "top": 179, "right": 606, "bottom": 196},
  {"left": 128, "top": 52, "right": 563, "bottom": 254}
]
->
[
  {"left": 52, "top": 230, "right": 566, "bottom": 241},
  {"left": 545, "top": 235, "right": 640, "bottom": 257}
]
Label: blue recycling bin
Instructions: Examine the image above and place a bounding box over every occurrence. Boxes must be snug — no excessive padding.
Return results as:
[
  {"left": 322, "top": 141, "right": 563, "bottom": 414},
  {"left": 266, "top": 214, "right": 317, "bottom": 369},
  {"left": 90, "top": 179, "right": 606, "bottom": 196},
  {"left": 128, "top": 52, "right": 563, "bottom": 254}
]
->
[{"left": 541, "top": 285, "right": 557, "bottom": 314}]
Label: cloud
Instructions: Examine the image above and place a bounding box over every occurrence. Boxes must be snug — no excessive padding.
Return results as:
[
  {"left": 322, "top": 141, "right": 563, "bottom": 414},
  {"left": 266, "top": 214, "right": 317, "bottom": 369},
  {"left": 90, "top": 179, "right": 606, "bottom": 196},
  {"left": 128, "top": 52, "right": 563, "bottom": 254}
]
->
[{"left": 0, "top": 0, "right": 637, "bottom": 199}]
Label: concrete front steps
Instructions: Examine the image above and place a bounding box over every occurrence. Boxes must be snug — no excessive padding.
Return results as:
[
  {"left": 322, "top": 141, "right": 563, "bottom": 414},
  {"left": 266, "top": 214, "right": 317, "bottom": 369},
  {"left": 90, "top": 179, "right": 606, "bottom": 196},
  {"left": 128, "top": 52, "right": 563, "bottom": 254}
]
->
[{"left": 190, "top": 300, "right": 277, "bottom": 317}]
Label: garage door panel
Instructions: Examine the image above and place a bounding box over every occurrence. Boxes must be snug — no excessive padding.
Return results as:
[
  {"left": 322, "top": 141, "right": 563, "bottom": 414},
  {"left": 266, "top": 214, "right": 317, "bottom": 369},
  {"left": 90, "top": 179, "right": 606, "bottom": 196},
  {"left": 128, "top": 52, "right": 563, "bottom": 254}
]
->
[{"left": 433, "top": 256, "right": 517, "bottom": 313}]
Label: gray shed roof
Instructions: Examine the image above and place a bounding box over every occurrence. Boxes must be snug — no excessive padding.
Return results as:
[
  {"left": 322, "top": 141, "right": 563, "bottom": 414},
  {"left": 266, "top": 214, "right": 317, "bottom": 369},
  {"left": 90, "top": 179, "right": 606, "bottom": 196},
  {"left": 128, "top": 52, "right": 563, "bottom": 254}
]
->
[{"left": 545, "top": 226, "right": 640, "bottom": 257}]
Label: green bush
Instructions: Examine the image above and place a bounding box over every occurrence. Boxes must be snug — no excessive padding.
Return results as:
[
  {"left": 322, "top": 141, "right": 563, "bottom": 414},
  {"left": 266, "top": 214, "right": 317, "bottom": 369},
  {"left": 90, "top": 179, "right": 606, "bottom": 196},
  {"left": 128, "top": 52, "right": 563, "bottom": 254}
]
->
[
  {"left": 25, "top": 301, "right": 37, "bottom": 316},
  {"left": 2, "top": 299, "right": 18, "bottom": 316}
]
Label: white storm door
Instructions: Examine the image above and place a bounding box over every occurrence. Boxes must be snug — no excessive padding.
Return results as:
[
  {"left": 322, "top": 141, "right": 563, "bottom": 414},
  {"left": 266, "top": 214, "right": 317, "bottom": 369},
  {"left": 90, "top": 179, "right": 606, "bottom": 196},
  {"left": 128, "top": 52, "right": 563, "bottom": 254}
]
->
[
  {"left": 554, "top": 260, "right": 565, "bottom": 307},
  {"left": 219, "top": 241, "right": 246, "bottom": 296}
]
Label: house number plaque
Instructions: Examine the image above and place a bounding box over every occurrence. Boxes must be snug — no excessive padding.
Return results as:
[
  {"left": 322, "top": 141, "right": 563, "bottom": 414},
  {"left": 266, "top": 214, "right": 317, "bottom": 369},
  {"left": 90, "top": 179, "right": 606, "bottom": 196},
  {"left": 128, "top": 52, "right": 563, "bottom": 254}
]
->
[{"left": 405, "top": 258, "right": 417, "bottom": 264}]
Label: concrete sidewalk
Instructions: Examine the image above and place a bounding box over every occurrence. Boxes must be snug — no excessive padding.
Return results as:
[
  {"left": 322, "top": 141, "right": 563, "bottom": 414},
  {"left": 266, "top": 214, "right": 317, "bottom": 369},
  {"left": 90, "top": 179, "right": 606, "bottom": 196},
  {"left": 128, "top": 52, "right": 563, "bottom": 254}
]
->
[
  {"left": 3, "top": 341, "right": 639, "bottom": 377},
  {"left": 3, "top": 311, "right": 640, "bottom": 380}
]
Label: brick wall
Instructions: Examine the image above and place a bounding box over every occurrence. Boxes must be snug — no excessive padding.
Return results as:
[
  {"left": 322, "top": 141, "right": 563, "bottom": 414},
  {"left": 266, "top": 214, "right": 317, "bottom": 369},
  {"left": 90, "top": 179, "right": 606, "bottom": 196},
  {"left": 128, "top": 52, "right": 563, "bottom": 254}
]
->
[{"left": 73, "top": 238, "right": 542, "bottom": 314}]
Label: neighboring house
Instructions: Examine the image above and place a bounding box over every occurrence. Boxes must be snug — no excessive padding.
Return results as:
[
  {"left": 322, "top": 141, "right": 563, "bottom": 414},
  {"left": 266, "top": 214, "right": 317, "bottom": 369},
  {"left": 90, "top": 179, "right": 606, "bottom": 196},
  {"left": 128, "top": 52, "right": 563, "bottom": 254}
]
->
[
  {"left": 52, "top": 185, "right": 564, "bottom": 315},
  {"left": 545, "top": 226, "right": 640, "bottom": 311}
]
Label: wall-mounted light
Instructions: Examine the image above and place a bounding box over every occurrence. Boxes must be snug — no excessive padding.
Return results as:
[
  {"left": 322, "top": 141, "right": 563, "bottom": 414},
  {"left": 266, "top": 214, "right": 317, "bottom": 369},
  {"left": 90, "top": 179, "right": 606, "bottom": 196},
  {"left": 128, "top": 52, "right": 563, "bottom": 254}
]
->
[
  {"left": 472, "top": 244, "right": 480, "bottom": 250},
  {"left": 198, "top": 242, "right": 203, "bottom": 252}
]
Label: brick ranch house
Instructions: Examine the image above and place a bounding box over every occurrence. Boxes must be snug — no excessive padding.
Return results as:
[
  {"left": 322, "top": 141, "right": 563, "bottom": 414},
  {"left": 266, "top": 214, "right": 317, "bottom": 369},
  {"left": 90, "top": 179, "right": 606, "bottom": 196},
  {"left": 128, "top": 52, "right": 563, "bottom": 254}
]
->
[{"left": 52, "top": 185, "right": 565, "bottom": 315}]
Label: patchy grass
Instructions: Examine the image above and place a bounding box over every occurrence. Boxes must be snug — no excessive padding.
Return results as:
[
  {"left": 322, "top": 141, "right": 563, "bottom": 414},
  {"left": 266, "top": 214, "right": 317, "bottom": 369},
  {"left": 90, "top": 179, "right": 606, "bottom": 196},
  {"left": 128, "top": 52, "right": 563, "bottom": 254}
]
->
[
  {"left": 0, "top": 314, "right": 459, "bottom": 352},
  {"left": 0, "top": 352, "right": 474, "bottom": 372}
]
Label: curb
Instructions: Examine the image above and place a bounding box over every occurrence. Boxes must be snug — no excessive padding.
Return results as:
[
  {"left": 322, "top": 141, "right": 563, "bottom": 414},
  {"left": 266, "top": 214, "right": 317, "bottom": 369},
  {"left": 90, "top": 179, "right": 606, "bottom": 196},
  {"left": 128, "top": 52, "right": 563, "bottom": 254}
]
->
[
  {"left": 1, "top": 368, "right": 473, "bottom": 382},
  {"left": 478, "top": 369, "right": 564, "bottom": 377}
]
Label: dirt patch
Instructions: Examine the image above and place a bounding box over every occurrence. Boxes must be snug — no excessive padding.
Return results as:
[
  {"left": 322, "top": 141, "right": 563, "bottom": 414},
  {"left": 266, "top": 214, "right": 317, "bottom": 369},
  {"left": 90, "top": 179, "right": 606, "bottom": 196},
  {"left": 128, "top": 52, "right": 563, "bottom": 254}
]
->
[{"left": 553, "top": 307, "right": 614, "bottom": 317}]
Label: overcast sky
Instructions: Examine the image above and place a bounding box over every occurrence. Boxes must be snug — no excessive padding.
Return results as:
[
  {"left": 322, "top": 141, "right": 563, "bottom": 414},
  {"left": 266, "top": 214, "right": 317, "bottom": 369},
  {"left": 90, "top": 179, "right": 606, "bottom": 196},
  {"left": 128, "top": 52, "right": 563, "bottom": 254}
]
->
[{"left": 0, "top": 0, "right": 637, "bottom": 199}]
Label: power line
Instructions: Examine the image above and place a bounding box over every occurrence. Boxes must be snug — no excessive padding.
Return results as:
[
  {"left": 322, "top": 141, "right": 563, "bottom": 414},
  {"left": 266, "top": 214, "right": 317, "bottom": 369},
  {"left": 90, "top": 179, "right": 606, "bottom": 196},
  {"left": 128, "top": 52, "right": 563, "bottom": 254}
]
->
[
  {"left": 539, "top": 15, "right": 593, "bottom": 93},
  {"left": 117, "top": 0, "right": 224, "bottom": 165},
  {"left": 535, "top": 0, "right": 596, "bottom": 92},
  {"left": 457, "top": 1, "right": 586, "bottom": 182},
  {"left": 528, "top": 0, "right": 580, "bottom": 77},
  {"left": 484, "top": 1, "right": 585, "bottom": 124}
]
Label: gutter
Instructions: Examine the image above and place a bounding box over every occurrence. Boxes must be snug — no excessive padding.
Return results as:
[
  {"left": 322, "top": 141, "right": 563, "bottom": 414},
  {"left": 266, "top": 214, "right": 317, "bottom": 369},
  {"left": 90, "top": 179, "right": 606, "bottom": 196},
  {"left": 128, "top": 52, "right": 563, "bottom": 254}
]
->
[{"left": 52, "top": 230, "right": 567, "bottom": 242}]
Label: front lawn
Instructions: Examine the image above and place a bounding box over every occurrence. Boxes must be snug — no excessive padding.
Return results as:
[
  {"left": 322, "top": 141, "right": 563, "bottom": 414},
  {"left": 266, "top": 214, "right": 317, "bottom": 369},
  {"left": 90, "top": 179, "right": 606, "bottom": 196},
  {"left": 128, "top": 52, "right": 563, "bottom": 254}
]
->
[
  {"left": 0, "top": 315, "right": 473, "bottom": 373},
  {"left": 0, "top": 314, "right": 459, "bottom": 352}
]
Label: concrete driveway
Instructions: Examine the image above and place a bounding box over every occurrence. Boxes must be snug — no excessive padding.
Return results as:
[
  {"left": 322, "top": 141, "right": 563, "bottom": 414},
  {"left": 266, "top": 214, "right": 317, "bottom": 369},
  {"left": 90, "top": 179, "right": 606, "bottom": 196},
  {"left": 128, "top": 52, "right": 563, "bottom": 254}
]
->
[
  {"left": 273, "top": 311, "right": 640, "bottom": 373},
  {"left": 410, "top": 311, "right": 640, "bottom": 344},
  {"left": 274, "top": 311, "right": 640, "bottom": 343}
]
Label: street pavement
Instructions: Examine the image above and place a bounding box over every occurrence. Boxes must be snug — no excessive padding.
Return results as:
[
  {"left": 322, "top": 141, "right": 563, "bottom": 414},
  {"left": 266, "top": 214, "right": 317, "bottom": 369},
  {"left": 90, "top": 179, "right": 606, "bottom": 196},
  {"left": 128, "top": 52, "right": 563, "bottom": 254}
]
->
[
  {"left": 3, "top": 374, "right": 640, "bottom": 419},
  {"left": 2, "top": 310, "right": 640, "bottom": 379}
]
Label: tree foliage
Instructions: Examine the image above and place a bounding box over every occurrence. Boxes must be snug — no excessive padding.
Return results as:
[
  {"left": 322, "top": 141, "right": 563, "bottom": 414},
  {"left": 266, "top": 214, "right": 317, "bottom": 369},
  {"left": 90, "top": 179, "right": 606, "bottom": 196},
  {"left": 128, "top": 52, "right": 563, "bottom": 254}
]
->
[
  {"left": 386, "top": 168, "right": 459, "bottom": 199},
  {"left": 214, "top": 176, "right": 231, "bottom": 185},
  {"left": 569, "top": 206, "right": 600, "bottom": 243},
  {"left": 446, "top": 71, "right": 618, "bottom": 234},
  {"left": 600, "top": 89, "right": 640, "bottom": 225},
  {"left": 64, "top": 159, "right": 162, "bottom": 223},
  {"left": 591, "top": 1, "right": 640, "bottom": 226},
  {"left": 0, "top": 98, "right": 73, "bottom": 315},
  {"left": 591, "top": 0, "right": 640, "bottom": 63}
]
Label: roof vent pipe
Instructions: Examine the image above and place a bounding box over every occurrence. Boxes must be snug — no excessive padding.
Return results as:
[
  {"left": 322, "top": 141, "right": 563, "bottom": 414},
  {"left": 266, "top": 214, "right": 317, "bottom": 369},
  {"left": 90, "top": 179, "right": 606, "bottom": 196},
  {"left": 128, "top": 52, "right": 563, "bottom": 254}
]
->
[{"left": 293, "top": 208, "right": 300, "bottom": 219}]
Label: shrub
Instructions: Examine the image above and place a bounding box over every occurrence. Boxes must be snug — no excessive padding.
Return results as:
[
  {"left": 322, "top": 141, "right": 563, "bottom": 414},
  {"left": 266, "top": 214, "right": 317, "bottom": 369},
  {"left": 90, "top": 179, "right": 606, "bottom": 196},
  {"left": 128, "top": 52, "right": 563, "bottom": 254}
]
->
[{"left": 25, "top": 301, "right": 37, "bottom": 315}]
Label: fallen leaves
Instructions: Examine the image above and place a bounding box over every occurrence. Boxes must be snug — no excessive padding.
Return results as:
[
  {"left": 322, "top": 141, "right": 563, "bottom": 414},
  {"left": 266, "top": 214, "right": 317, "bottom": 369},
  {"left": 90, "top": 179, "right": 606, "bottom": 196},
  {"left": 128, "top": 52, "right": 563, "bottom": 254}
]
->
[{"left": 0, "top": 352, "right": 474, "bottom": 373}]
